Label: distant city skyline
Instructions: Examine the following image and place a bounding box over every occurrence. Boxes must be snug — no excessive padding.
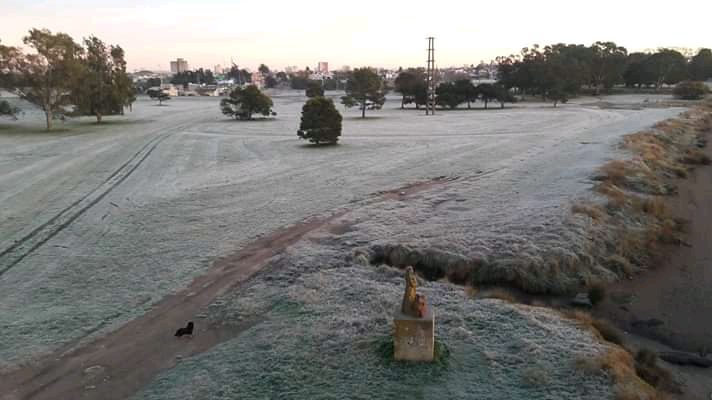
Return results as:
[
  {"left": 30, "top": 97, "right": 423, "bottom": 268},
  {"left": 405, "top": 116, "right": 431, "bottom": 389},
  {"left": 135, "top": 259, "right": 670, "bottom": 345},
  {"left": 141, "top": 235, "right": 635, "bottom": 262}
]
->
[{"left": 2, "top": 0, "right": 711, "bottom": 72}]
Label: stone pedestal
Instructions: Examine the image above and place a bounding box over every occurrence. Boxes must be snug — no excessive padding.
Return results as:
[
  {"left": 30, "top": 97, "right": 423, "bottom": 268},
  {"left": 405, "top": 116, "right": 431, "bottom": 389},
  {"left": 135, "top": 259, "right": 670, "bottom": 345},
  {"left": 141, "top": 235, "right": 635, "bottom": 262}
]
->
[{"left": 393, "top": 307, "right": 435, "bottom": 362}]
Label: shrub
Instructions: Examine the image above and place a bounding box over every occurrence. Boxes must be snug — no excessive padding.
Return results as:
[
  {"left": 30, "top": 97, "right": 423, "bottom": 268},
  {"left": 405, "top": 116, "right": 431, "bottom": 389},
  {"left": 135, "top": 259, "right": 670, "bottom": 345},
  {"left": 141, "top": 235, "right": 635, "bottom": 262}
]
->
[
  {"left": 220, "top": 85, "right": 275, "bottom": 120},
  {"left": 297, "top": 97, "right": 342, "bottom": 144},
  {"left": 673, "top": 81, "right": 708, "bottom": 100}
]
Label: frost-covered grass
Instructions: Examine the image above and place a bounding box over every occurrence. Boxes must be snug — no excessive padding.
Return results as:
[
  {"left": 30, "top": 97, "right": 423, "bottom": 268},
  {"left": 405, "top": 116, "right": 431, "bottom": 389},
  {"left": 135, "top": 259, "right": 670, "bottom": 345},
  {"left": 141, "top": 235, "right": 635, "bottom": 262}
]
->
[
  {"left": 134, "top": 239, "right": 615, "bottom": 400},
  {"left": 0, "top": 93, "right": 683, "bottom": 368}
]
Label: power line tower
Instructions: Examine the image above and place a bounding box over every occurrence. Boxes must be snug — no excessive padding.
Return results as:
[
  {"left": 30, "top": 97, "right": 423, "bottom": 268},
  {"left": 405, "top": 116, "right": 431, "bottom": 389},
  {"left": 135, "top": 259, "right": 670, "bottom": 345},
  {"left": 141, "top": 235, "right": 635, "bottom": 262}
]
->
[{"left": 426, "top": 37, "right": 436, "bottom": 115}]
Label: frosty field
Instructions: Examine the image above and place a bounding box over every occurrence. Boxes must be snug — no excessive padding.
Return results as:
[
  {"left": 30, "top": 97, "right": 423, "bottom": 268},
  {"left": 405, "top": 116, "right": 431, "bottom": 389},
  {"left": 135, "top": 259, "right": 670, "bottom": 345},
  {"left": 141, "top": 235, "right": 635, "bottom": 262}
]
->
[{"left": 0, "top": 92, "right": 683, "bottom": 398}]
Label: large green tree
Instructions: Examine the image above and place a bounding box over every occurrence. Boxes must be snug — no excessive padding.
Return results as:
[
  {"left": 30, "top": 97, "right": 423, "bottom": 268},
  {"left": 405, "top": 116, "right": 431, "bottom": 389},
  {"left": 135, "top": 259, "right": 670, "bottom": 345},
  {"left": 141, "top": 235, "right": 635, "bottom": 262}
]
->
[
  {"left": 298, "top": 97, "right": 342, "bottom": 144},
  {"left": 394, "top": 70, "right": 424, "bottom": 109},
  {"left": 341, "top": 68, "right": 386, "bottom": 118},
  {"left": 589, "top": 41, "right": 628, "bottom": 94},
  {"left": 454, "top": 79, "right": 477, "bottom": 108},
  {"left": 689, "top": 49, "right": 712, "bottom": 81},
  {"left": 1, "top": 29, "right": 84, "bottom": 130},
  {"left": 73, "top": 36, "right": 127, "bottom": 122},
  {"left": 476, "top": 83, "right": 497, "bottom": 109},
  {"left": 435, "top": 82, "right": 461, "bottom": 109},
  {"left": 220, "top": 85, "right": 275, "bottom": 120},
  {"left": 646, "top": 49, "right": 688, "bottom": 89}
]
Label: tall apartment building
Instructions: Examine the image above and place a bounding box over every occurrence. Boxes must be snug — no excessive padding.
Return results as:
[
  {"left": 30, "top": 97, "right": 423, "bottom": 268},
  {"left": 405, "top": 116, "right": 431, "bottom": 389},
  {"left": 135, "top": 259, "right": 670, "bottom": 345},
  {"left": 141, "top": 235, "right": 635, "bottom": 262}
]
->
[{"left": 170, "top": 58, "right": 189, "bottom": 74}]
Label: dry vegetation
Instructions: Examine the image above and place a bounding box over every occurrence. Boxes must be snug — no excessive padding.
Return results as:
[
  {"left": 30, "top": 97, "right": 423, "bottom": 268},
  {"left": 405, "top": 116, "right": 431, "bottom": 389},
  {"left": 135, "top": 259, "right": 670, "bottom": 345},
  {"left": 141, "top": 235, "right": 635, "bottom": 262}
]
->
[{"left": 575, "top": 347, "right": 661, "bottom": 400}]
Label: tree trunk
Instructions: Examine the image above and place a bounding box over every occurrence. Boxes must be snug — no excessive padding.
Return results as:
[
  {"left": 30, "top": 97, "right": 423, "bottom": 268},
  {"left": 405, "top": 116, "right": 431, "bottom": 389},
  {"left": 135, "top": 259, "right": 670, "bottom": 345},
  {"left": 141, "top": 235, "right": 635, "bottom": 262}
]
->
[
  {"left": 361, "top": 102, "right": 366, "bottom": 118},
  {"left": 500, "top": 102, "right": 504, "bottom": 109},
  {"left": 467, "top": 100, "right": 471, "bottom": 109},
  {"left": 45, "top": 109, "right": 52, "bottom": 131},
  {"left": 484, "top": 100, "right": 488, "bottom": 110},
  {"left": 401, "top": 96, "right": 405, "bottom": 109},
  {"left": 554, "top": 100, "right": 558, "bottom": 108},
  {"left": 96, "top": 113, "right": 103, "bottom": 123}
]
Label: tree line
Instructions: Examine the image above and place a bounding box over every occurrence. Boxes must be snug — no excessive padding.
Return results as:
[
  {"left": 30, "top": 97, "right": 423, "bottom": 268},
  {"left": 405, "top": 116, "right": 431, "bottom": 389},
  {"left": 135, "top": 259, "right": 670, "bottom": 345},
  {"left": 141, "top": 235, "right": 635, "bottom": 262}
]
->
[
  {"left": 0, "top": 29, "right": 135, "bottom": 130},
  {"left": 496, "top": 42, "right": 712, "bottom": 104}
]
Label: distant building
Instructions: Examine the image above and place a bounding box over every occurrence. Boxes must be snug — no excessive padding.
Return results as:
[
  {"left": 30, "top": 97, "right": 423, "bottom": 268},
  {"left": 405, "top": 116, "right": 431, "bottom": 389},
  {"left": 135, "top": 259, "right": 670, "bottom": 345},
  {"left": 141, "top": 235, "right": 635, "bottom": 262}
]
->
[
  {"left": 170, "top": 58, "right": 189, "bottom": 74},
  {"left": 317, "top": 61, "right": 329, "bottom": 73}
]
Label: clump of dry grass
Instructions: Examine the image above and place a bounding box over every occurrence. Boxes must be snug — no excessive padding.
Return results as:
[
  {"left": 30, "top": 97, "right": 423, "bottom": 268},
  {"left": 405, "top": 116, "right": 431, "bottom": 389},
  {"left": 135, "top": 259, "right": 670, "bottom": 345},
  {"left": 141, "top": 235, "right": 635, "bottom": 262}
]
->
[
  {"left": 572, "top": 203, "right": 606, "bottom": 221},
  {"left": 634, "top": 349, "right": 677, "bottom": 393},
  {"left": 680, "top": 148, "right": 711, "bottom": 165},
  {"left": 564, "top": 311, "right": 624, "bottom": 346},
  {"left": 575, "top": 347, "right": 660, "bottom": 400}
]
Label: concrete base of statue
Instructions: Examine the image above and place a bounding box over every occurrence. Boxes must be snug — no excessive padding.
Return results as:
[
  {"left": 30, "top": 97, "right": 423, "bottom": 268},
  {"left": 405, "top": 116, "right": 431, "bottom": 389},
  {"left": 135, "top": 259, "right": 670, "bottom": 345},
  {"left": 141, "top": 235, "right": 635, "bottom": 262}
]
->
[{"left": 393, "top": 306, "right": 435, "bottom": 362}]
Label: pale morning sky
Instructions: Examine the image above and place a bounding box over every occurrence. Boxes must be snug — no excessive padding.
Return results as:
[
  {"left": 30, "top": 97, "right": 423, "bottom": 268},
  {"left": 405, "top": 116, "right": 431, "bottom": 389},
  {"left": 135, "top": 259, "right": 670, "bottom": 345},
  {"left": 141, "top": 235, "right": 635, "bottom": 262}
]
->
[{"left": 1, "top": 0, "right": 710, "bottom": 72}]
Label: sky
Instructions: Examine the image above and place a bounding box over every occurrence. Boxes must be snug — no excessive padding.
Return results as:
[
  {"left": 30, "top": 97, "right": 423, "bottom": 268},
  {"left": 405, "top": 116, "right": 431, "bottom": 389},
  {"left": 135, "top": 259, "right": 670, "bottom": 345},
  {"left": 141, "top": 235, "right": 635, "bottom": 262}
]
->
[{"left": 1, "top": 0, "right": 711, "bottom": 72}]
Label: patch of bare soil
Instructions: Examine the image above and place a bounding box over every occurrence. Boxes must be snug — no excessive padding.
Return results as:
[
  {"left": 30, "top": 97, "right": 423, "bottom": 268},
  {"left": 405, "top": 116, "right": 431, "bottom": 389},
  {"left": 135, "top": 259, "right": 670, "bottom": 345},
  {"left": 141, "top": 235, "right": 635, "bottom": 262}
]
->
[{"left": 597, "top": 133, "right": 712, "bottom": 399}]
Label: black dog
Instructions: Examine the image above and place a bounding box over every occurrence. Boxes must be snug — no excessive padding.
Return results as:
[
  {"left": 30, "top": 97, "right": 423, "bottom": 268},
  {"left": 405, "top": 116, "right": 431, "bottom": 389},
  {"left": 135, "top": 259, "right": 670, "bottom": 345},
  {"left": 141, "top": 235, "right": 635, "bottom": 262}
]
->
[{"left": 174, "top": 321, "right": 194, "bottom": 337}]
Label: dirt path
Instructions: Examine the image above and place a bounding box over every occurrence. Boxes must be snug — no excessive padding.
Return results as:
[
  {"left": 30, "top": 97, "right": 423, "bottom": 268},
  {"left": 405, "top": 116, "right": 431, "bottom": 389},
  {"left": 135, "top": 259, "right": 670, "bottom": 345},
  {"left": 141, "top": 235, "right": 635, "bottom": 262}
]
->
[
  {"left": 597, "top": 132, "right": 712, "bottom": 399},
  {"left": 0, "top": 177, "right": 449, "bottom": 400}
]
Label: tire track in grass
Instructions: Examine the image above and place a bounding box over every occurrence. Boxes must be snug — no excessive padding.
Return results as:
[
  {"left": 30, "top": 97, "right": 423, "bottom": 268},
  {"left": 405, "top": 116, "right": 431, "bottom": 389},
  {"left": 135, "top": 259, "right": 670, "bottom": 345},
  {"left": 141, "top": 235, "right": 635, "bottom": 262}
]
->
[{"left": 0, "top": 124, "right": 189, "bottom": 276}]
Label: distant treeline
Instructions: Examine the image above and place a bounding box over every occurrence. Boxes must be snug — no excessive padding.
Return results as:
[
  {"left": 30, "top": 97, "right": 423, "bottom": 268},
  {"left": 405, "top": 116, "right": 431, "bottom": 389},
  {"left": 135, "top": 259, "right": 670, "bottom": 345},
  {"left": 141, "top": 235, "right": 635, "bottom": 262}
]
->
[{"left": 496, "top": 42, "right": 712, "bottom": 99}]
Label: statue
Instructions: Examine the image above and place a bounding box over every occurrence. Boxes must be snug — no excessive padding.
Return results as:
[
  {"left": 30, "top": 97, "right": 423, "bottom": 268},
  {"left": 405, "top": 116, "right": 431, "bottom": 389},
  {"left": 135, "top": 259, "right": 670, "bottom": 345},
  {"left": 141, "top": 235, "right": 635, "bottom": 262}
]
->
[
  {"left": 401, "top": 266, "right": 428, "bottom": 318},
  {"left": 394, "top": 266, "right": 434, "bottom": 361}
]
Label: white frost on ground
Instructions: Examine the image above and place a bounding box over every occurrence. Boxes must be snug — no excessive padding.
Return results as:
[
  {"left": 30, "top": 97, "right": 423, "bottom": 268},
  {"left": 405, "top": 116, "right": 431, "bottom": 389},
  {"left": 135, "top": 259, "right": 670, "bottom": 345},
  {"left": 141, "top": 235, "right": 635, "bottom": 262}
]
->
[
  {"left": 134, "top": 238, "right": 615, "bottom": 400},
  {"left": 0, "top": 93, "right": 682, "bottom": 368}
]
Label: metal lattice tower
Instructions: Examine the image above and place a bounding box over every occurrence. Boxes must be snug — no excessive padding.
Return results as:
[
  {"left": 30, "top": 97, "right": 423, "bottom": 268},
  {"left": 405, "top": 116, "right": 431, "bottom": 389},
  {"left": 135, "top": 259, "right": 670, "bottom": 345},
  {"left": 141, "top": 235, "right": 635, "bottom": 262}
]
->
[{"left": 426, "top": 37, "right": 436, "bottom": 115}]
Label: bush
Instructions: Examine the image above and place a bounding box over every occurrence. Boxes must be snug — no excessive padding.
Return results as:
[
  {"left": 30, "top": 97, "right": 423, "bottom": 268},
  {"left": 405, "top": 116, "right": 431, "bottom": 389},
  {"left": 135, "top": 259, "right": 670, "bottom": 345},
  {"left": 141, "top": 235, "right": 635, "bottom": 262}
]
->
[
  {"left": 673, "top": 81, "right": 709, "bottom": 100},
  {"left": 0, "top": 100, "right": 20, "bottom": 118},
  {"left": 298, "top": 97, "right": 342, "bottom": 144},
  {"left": 220, "top": 85, "right": 275, "bottom": 120}
]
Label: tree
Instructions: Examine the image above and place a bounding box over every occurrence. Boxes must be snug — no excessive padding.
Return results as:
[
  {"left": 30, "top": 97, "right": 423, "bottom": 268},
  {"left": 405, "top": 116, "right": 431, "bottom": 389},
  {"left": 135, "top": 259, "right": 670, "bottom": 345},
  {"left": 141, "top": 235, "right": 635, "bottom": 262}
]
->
[
  {"left": 548, "top": 83, "right": 569, "bottom": 107},
  {"left": 689, "top": 49, "right": 712, "bottom": 81},
  {"left": 298, "top": 97, "right": 342, "bottom": 144},
  {"left": 290, "top": 75, "right": 309, "bottom": 90},
  {"left": 220, "top": 85, "right": 274, "bottom": 120},
  {"left": 341, "top": 68, "right": 386, "bottom": 118},
  {"left": 110, "top": 45, "right": 134, "bottom": 113},
  {"left": 589, "top": 41, "right": 627, "bottom": 94},
  {"left": 265, "top": 75, "right": 278, "bottom": 88},
  {"left": 170, "top": 68, "right": 216, "bottom": 86},
  {"left": 305, "top": 80, "right": 324, "bottom": 98},
  {"left": 623, "top": 52, "right": 655, "bottom": 88},
  {"left": 435, "top": 82, "right": 461, "bottom": 109},
  {"left": 413, "top": 81, "right": 428, "bottom": 109},
  {"left": 258, "top": 64, "right": 270, "bottom": 75},
  {"left": 646, "top": 49, "right": 688, "bottom": 89},
  {"left": 72, "top": 36, "right": 123, "bottom": 122},
  {"left": 494, "top": 83, "right": 514, "bottom": 109},
  {"left": 394, "top": 70, "right": 423, "bottom": 109},
  {"left": 673, "top": 81, "right": 708, "bottom": 100},
  {"left": 154, "top": 91, "right": 169, "bottom": 105},
  {"left": 454, "top": 79, "right": 477, "bottom": 108},
  {"left": 476, "top": 83, "right": 497, "bottom": 109},
  {"left": 1, "top": 29, "right": 84, "bottom": 130}
]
